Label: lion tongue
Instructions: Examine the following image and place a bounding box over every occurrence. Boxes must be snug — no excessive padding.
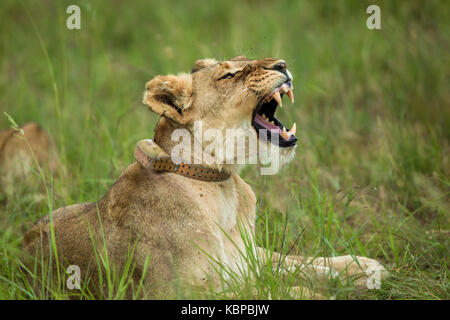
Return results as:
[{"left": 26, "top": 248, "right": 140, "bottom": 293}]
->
[{"left": 254, "top": 114, "right": 282, "bottom": 134}]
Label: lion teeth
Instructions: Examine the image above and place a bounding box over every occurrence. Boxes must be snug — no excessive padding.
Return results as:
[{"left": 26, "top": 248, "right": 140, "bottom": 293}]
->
[
  {"left": 281, "top": 84, "right": 289, "bottom": 93},
  {"left": 287, "top": 89, "right": 294, "bottom": 103},
  {"left": 272, "top": 91, "right": 282, "bottom": 107},
  {"left": 288, "top": 123, "right": 296, "bottom": 136},
  {"left": 281, "top": 127, "right": 289, "bottom": 140}
]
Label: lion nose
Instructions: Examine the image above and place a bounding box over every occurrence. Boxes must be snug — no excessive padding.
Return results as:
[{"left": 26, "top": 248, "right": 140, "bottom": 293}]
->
[
  {"left": 265, "top": 60, "right": 292, "bottom": 80},
  {"left": 270, "top": 61, "right": 287, "bottom": 72}
]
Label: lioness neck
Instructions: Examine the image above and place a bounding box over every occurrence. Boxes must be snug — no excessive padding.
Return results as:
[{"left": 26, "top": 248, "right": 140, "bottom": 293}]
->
[{"left": 153, "top": 117, "right": 244, "bottom": 174}]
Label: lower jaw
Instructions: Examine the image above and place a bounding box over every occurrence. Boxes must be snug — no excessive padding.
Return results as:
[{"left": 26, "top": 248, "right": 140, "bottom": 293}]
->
[{"left": 252, "top": 122, "right": 297, "bottom": 148}]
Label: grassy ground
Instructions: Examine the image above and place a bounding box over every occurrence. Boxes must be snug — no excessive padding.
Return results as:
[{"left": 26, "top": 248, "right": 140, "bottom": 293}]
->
[{"left": 0, "top": 0, "right": 448, "bottom": 299}]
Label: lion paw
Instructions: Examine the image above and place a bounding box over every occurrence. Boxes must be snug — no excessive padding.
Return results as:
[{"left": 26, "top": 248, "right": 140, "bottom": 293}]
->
[{"left": 339, "top": 256, "right": 389, "bottom": 290}]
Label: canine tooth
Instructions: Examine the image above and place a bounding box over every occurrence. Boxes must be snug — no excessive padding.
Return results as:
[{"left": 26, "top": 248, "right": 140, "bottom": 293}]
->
[
  {"left": 262, "top": 114, "right": 267, "bottom": 119},
  {"left": 281, "top": 84, "right": 289, "bottom": 93},
  {"left": 288, "top": 123, "right": 296, "bottom": 136},
  {"left": 272, "top": 91, "right": 282, "bottom": 107},
  {"left": 281, "top": 127, "right": 289, "bottom": 140},
  {"left": 287, "top": 89, "right": 294, "bottom": 103}
]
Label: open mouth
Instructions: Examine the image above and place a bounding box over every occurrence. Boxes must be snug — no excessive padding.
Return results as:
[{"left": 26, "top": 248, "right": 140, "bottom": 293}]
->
[{"left": 251, "top": 80, "right": 297, "bottom": 148}]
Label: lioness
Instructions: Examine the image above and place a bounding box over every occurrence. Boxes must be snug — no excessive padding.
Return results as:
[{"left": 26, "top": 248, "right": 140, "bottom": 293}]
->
[
  {"left": 0, "top": 122, "right": 58, "bottom": 198},
  {"left": 23, "top": 57, "right": 388, "bottom": 298}
]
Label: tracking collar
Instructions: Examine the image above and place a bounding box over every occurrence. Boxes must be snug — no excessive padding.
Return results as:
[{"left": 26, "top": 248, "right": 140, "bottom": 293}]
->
[{"left": 134, "top": 139, "right": 231, "bottom": 182}]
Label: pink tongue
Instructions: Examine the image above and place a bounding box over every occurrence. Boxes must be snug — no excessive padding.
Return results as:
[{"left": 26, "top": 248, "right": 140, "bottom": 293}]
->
[{"left": 254, "top": 114, "right": 282, "bottom": 134}]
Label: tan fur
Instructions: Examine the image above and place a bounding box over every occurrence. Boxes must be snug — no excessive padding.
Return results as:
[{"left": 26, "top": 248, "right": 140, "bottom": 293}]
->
[
  {"left": 23, "top": 57, "right": 388, "bottom": 298},
  {"left": 0, "top": 122, "right": 58, "bottom": 197}
]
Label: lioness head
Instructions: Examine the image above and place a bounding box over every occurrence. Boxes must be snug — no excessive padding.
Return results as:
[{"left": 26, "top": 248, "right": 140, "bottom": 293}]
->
[{"left": 143, "top": 56, "right": 297, "bottom": 173}]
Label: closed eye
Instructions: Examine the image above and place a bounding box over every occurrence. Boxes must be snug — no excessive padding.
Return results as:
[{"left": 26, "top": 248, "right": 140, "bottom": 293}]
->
[{"left": 218, "top": 71, "right": 241, "bottom": 80}]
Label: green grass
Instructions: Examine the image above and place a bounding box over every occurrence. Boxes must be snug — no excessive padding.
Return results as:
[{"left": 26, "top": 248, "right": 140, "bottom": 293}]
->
[{"left": 0, "top": 0, "right": 449, "bottom": 299}]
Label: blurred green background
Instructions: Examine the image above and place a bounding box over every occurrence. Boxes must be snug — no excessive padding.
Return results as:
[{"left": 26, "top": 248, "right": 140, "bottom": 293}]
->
[{"left": 0, "top": 0, "right": 448, "bottom": 299}]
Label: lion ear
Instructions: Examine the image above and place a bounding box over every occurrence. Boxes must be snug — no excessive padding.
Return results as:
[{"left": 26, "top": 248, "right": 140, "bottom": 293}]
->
[
  {"left": 191, "top": 58, "right": 218, "bottom": 73},
  {"left": 143, "top": 73, "right": 193, "bottom": 124}
]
